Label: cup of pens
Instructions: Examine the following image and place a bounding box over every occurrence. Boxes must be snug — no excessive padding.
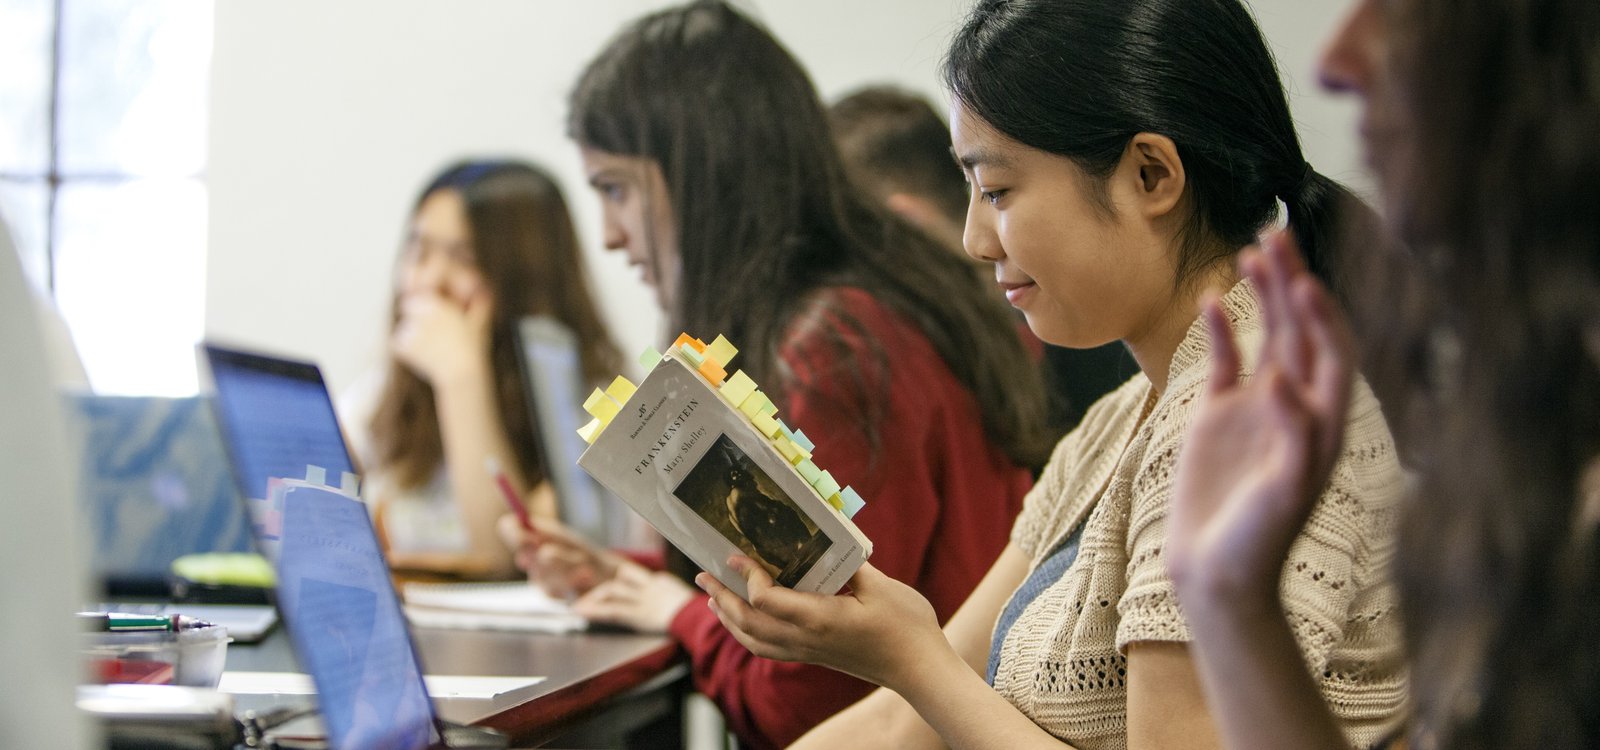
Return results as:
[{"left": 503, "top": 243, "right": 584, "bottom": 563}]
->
[{"left": 79, "top": 612, "right": 232, "bottom": 688}]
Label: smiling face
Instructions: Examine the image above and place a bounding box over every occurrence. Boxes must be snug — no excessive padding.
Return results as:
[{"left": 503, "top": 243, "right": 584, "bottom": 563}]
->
[
  {"left": 397, "top": 189, "right": 484, "bottom": 307},
  {"left": 950, "top": 101, "right": 1181, "bottom": 351},
  {"left": 578, "top": 147, "right": 680, "bottom": 311}
]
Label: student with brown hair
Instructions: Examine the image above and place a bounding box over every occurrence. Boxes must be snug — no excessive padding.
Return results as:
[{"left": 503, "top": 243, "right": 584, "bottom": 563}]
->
[
  {"left": 500, "top": 3, "right": 1051, "bottom": 747},
  {"left": 340, "top": 160, "right": 621, "bottom": 578},
  {"left": 1163, "top": 1, "right": 1600, "bottom": 748}
]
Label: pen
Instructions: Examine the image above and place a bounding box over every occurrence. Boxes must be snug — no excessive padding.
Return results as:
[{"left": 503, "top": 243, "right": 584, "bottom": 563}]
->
[
  {"left": 486, "top": 456, "right": 534, "bottom": 532},
  {"left": 77, "top": 612, "right": 216, "bottom": 632}
]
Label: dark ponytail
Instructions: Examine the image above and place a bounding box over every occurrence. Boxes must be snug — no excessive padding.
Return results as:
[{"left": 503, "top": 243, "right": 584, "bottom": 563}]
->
[{"left": 943, "top": 0, "right": 1372, "bottom": 295}]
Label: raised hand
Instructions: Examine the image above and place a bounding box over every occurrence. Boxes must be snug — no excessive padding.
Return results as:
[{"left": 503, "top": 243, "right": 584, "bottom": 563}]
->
[
  {"left": 1166, "top": 231, "right": 1359, "bottom": 607},
  {"left": 697, "top": 557, "right": 946, "bottom": 691}
]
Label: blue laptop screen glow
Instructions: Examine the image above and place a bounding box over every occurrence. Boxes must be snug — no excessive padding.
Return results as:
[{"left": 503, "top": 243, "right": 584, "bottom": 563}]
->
[
  {"left": 274, "top": 481, "right": 436, "bottom": 750},
  {"left": 205, "top": 351, "right": 355, "bottom": 501}
]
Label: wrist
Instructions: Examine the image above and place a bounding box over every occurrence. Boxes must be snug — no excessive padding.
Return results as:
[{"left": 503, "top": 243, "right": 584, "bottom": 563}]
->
[{"left": 887, "top": 637, "right": 971, "bottom": 704}]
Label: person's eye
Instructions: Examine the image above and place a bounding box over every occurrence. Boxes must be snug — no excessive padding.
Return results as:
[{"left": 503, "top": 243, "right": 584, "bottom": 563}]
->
[
  {"left": 596, "top": 181, "right": 626, "bottom": 202},
  {"left": 981, "top": 188, "right": 1008, "bottom": 206}
]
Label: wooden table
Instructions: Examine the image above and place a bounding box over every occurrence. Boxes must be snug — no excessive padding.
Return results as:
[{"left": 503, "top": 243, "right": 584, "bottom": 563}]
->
[{"left": 225, "top": 625, "right": 687, "bottom": 748}]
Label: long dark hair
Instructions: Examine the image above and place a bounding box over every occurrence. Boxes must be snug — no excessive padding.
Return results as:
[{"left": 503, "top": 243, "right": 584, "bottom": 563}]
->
[
  {"left": 568, "top": 1, "right": 1050, "bottom": 468},
  {"left": 942, "top": 0, "right": 1367, "bottom": 295},
  {"left": 1358, "top": 2, "right": 1600, "bottom": 746},
  {"left": 370, "top": 160, "right": 622, "bottom": 490}
]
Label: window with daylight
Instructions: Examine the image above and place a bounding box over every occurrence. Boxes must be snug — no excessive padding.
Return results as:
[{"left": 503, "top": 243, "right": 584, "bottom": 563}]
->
[{"left": 0, "top": 0, "right": 214, "bottom": 395}]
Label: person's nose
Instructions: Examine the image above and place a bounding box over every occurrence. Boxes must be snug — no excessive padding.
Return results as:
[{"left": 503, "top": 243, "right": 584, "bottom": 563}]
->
[
  {"left": 962, "top": 194, "right": 1004, "bottom": 264},
  {"left": 1318, "top": 0, "right": 1379, "bottom": 96}
]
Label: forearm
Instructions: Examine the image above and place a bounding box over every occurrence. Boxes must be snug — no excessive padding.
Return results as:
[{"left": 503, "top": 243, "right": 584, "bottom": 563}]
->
[
  {"left": 890, "top": 642, "right": 1081, "bottom": 750},
  {"left": 432, "top": 364, "right": 524, "bottom": 574},
  {"left": 1180, "top": 591, "right": 1347, "bottom": 750}
]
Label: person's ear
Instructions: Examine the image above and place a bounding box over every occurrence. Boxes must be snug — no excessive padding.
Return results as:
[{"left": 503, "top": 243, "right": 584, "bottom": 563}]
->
[{"left": 1115, "top": 132, "right": 1186, "bottom": 220}]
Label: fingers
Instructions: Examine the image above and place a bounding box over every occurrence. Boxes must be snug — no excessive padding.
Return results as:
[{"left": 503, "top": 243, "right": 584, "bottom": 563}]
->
[{"left": 1201, "top": 296, "right": 1242, "bottom": 397}]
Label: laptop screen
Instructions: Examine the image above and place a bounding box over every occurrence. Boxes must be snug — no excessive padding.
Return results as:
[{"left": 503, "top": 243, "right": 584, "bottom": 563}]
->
[
  {"left": 272, "top": 479, "right": 438, "bottom": 750},
  {"left": 517, "top": 316, "right": 622, "bottom": 545},
  {"left": 202, "top": 344, "right": 356, "bottom": 502}
]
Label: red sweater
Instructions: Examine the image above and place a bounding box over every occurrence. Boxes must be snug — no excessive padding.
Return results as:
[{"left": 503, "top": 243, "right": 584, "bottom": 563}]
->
[{"left": 667, "top": 288, "right": 1032, "bottom": 749}]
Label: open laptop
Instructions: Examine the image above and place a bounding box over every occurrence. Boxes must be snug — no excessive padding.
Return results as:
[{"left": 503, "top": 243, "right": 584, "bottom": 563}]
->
[
  {"left": 201, "top": 343, "right": 512, "bottom": 749},
  {"left": 65, "top": 394, "right": 254, "bottom": 595},
  {"left": 516, "top": 316, "right": 638, "bottom": 548}
]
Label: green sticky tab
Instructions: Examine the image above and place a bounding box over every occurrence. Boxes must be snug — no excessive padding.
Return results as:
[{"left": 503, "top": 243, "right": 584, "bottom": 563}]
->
[
  {"left": 678, "top": 343, "right": 706, "bottom": 367},
  {"left": 796, "top": 459, "right": 822, "bottom": 484},
  {"left": 840, "top": 486, "right": 866, "bottom": 518},
  {"left": 638, "top": 346, "right": 663, "bottom": 370},
  {"left": 812, "top": 470, "right": 841, "bottom": 499}
]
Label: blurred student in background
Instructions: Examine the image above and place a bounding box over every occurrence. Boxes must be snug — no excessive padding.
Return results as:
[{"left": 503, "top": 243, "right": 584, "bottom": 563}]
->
[
  {"left": 501, "top": 3, "right": 1050, "bottom": 747},
  {"left": 829, "top": 85, "right": 1136, "bottom": 437},
  {"left": 1165, "top": 1, "right": 1600, "bottom": 747},
  {"left": 341, "top": 160, "right": 621, "bottom": 579},
  {"left": 698, "top": 0, "right": 1408, "bottom": 747}
]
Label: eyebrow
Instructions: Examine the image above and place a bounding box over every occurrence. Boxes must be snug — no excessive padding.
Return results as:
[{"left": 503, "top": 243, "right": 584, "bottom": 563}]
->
[
  {"left": 952, "top": 147, "right": 1013, "bottom": 172},
  {"left": 586, "top": 168, "right": 625, "bottom": 188}
]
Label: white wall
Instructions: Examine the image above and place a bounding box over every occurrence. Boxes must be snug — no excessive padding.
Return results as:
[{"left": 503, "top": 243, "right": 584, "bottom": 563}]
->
[{"left": 207, "top": 0, "right": 1364, "bottom": 396}]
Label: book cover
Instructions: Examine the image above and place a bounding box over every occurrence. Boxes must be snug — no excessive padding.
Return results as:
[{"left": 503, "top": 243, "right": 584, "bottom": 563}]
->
[{"left": 576, "top": 335, "right": 871, "bottom": 601}]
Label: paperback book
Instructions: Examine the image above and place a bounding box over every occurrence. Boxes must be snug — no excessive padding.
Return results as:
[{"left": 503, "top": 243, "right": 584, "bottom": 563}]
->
[{"left": 575, "top": 334, "right": 871, "bottom": 600}]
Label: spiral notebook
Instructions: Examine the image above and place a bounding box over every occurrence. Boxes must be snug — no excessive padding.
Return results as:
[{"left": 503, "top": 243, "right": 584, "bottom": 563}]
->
[{"left": 401, "top": 581, "right": 585, "bottom": 634}]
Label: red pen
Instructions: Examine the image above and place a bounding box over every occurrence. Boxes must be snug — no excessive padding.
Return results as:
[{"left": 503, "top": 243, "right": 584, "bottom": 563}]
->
[{"left": 485, "top": 456, "right": 533, "bottom": 532}]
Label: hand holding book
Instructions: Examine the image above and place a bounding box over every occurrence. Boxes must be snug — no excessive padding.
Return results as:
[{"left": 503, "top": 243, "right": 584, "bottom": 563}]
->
[{"left": 574, "top": 334, "right": 873, "bottom": 601}]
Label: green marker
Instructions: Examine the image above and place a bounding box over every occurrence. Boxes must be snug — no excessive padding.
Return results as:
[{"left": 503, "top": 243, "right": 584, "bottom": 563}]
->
[{"left": 77, "top": 612, "right": 215, "bottom": 632}]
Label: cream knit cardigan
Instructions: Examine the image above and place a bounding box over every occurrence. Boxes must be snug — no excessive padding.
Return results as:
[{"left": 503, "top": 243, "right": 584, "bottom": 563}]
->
[{"left": 990, "top": 280, "right": 1408, "bottom": 749}]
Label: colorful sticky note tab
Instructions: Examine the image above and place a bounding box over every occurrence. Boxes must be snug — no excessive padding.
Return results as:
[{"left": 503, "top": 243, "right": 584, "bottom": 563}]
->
[
  {"left": 774, "top": 435, "right": 803, "bottom": 463},
  {"left": 671, "top": 333, "right": 707, "bottom": 353},
  {"left": 825, "top": 493, "right": 845, "bottom": 511},
  {"left": 812, "top": 470, "right": 841, "bottom": 499},
  {"left": 638, "top": 346, "right": 663, "bottom": 371},
  {"left": 756, "top": 398, "right": 778, "bottom": 418},
  {"left": 582, "top": 388, "right": 621, "bottom": 423},
  {"left": 577, "top": 418, "right": 603, "bottom": 444},
  {"left": 720, "top": 371, "right": 757, "bottom": 406},
  {"left": 796, "top": 459, "right": 822, "bottom": 484},
  {"left": 751, "top": 411, "right": 782, "bottom": 438},
  {"left": 839, "top": 487, "right": 866, "bottom": 518},
  {"left": 697, "top": 358, "right": 727, "bottom": 386},
  {"left": 678, "top": 343, "right": 706, "bottom": 367},
  {"left": 789, "top": 429, "right": 815, "bottom": 453},
  {"left": 705, "top": 335, "right": 738, "bottom": 368},
  {"left": 605, "top": 375, "right": 637, "bottom": 403},
  {"left": 738, "top": 391, "right": 769, "bottom": 419}
]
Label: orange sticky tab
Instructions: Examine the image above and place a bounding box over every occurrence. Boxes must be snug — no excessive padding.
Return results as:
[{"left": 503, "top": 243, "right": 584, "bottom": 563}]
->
[
  {"left": 671, "top": 333, "right": 707, "bottom": 353},
  {"left": 697, "top": 358, "right": 727, "bottom": 386}
]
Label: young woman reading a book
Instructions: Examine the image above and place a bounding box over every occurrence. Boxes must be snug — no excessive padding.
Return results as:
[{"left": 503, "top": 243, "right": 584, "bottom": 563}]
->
[
  {"left": 696, "top": 1, "right": 1411, "bottom": 748},
  {"left": 498, "top": 3, "right": 1051, "bottom": 748},
  {"left": 1162, "top": 1, "right": 1600, "bottom": 748},
  {"left": 339, "top": 160, "right": 621, "bottom": 579}
]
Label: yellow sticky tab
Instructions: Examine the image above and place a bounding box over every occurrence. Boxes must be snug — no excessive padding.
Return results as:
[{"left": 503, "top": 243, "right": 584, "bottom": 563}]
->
[
  {"left": 738, "top": 391, "right": 769, "bottom": 419},
  {"left": 577, "top": 418, "right": 603, "bottom": 444},
  {"left": 720, "top": 370, "right": 757, "bottom": 405},
  {"left": 605, "top": 375, "right": 637, "bottom": 403},
  {"left": 757, "top": 398, "right": 778, "bottom": 418},
  {"left": 773, "top": 435, "right": 802, "bottom": 463},
  {"left": 825, "top": 492, "right": 845, "bottom": 511},
  {"left": 751, "top": 411, "right": 782, "bottom": 438},
  {"left": 697, "top": 358, "right": 727, "bottom": 386},
  {"left": 705, "top": 335, "right": 738, "bottom": 368},
  {"left": 583, "top": 388, "right": 621, "bottom": 422}
]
